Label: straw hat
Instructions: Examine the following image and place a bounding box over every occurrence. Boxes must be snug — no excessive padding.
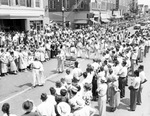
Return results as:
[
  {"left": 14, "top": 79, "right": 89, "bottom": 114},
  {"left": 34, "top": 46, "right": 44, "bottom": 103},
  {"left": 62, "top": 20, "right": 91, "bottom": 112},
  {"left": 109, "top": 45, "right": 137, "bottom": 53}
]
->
[{"left": 57, "top": 102, "right": 71, "bottom": 116}]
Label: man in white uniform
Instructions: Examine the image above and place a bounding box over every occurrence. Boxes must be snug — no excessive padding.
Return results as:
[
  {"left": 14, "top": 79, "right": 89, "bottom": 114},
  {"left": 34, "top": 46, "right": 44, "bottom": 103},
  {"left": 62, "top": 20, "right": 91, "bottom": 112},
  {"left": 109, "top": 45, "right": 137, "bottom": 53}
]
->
[{"left": 31, "top": 58, "right": 44, "bottom": 88}]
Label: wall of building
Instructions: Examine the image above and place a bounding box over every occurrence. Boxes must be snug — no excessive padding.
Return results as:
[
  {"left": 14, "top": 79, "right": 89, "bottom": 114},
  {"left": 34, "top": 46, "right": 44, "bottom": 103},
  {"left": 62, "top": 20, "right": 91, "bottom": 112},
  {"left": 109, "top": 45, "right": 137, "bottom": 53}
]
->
[{"left": 0, "top": 0, "right": 45, "bottom": 31}]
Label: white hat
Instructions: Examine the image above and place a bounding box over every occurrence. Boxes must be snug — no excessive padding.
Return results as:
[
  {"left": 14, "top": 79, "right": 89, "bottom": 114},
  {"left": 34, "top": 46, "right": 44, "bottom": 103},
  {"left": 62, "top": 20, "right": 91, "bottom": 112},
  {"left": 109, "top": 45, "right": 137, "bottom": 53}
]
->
[
  {"left": 74, "top": 99, "right": 85, "bottom": 109},
  {"left": 57, "top": 102, "right": 71, "bottom": 116}
]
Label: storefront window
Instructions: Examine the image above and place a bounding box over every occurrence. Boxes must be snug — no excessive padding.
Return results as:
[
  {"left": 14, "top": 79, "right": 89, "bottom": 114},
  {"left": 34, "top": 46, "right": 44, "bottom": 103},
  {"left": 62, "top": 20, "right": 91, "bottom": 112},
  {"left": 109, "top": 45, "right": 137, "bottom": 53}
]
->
[
  {"left": 30, "top": 20, "right": 43, "bottom": 31},
  {"left": 20, "top": 0, "right": 26, "bottom": 6},
  {"left": 35, "top": 0, "right": 40, "bottom": 7},
  {"left": 15, "top": 0, "right": 19, "bottom": 5},
  {"left": 1, "top": 0, "right": 9, "bottom": 5},
  {"left": 49, "top": 0, "right": 56, "bottom": 9}
]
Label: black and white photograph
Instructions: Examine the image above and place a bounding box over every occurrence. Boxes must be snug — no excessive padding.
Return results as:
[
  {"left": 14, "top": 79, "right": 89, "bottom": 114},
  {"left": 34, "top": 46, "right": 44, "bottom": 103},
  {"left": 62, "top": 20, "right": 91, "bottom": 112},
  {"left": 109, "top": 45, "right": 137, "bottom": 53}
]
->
[{"left": 0, "top": 0, "right": 150, "bottom": 116}]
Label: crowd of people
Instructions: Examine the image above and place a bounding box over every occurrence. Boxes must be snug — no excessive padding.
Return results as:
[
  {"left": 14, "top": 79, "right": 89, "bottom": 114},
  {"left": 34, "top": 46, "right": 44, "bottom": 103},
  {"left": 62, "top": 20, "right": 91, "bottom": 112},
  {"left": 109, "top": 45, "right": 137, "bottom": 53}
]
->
[{"left": 1, "top": 20, "right": 149, "bottom": 116}]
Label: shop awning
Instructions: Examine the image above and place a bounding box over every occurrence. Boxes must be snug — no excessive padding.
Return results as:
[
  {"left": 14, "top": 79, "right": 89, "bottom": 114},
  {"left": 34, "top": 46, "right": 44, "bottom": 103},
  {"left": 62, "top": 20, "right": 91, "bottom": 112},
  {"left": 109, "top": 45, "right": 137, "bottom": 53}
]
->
[
  {"left": 74, "top": 20, "right": 87, "bottom": 24},
  {"left": 101, "top": 19, "right": 110, "bottom": 23},
  {"left": 0, "top": 14, "right": 41, "bottom": 19},
  {"left": 100, "top": 14, "right": 110, "bottom": 19}
]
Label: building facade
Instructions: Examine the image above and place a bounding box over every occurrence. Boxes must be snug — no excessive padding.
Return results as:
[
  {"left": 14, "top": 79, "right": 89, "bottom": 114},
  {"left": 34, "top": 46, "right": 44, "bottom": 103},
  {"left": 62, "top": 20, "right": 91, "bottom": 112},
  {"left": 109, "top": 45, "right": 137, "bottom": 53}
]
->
[
  {"left": 0, "top": 0, "right": 45, "bottom": 31},
  {"left": 48, "top": 0, "right": 131, "bottom": 28}
]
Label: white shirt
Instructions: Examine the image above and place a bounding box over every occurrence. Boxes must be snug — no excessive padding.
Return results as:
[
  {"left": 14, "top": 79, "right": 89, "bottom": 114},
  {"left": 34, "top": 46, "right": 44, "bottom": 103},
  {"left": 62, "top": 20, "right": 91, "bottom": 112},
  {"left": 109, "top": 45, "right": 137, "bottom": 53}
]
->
[
  {"left": 139, "top": 71, "right": 147, "bottom": 83},
  {"left": 37, "top": 101, "right": 56, "bottom": 116},
  {"left": 131, "top": 77, "right": 141, "bottom": 89},
  {"left": 118, "top": 66, "right": 128, "bottom": 77},
  {"left": 71, "top": 68, "right": 82, "bottom": 78}
]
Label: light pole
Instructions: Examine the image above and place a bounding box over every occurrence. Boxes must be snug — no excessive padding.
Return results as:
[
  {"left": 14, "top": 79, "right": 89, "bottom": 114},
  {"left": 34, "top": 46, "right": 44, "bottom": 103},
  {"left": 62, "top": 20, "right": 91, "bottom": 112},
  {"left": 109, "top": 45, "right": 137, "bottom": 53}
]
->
[{"left": 62, "top": 6, "right": 65, "bottom": 29}]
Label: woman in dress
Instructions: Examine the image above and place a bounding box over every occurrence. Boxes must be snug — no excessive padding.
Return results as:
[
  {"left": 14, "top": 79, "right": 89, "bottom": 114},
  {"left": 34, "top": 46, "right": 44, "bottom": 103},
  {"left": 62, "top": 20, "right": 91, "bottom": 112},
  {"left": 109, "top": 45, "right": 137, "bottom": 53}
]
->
[
  {"left": 108, "top": 72, "right": 120, "bottom": 112},
  {"left": 97, "top": 78, "right": 107, "bottom": 116},
  {"left": 9, "top": 51, "right": 17, "bottom": 74},
  {"left": 0, "top": 49, "right": 8, "bottom": 76}
]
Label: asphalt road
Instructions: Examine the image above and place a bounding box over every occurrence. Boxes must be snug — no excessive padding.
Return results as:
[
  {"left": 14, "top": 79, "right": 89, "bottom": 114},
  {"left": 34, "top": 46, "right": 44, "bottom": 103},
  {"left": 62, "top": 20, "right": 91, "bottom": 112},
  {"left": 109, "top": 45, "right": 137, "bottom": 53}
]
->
[{"left": 0, "top": 27, "right": 150, "bottom": 116}]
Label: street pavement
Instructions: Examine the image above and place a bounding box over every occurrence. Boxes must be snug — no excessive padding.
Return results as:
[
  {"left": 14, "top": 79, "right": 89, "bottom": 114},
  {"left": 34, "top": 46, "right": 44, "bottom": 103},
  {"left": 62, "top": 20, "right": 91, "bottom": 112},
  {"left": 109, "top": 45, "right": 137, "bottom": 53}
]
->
[{"left": 0, "top": 27, "right": 150, "bottom": 116}]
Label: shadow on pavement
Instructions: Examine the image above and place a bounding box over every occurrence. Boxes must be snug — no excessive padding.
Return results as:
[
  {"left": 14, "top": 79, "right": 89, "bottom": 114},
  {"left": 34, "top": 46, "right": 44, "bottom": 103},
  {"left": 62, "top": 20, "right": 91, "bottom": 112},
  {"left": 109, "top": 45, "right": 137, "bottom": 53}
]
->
[
  {"left": 117, "top": 103, "right": 129, "bottom": 110},
  {"left": 51, "top": 70, "right": 58, "bottom": 74},
  {"left": 47, "top": 79, "right": 56, "bottom": 83},
  {"left": 121, "top": 98, "right": 130, "bottom": 105},
  {"left": 17, "top": 83, "right": 32, "bottom": 88},
  {"left": 94, "top": 106, "right": 112, "bottom": 112}
]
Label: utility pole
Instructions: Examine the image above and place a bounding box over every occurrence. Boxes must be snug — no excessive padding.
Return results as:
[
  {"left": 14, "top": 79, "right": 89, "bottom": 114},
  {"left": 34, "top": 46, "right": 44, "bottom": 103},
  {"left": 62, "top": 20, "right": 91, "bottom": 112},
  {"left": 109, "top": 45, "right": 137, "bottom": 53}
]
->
[{"left": 62, "top": 0, "right": 65, "bottom": 30}]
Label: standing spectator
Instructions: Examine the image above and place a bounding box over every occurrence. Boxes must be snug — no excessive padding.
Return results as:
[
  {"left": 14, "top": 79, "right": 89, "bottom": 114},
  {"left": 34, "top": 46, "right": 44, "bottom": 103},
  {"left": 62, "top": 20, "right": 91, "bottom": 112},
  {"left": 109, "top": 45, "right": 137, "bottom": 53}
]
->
[
  {"left": 97, "top": 78, "right": 107, "bottom": 116},
  {"left": 118, "top": 61, "right": 128, "bottom": 98},
  {"left": 1, "top": 103, "right": 17, "bottom": 116},
  {"left": 137, "top": 65, "right": 147, "bottom": 105},
  {"left": 128, "top": 70, "right": 141, "bottom": 111}
]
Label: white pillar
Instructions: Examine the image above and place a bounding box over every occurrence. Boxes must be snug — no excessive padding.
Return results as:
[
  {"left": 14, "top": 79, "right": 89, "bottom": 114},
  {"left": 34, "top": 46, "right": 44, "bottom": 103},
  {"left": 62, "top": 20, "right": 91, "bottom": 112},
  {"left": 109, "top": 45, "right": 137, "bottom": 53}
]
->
[
  {"left": 40, "top": 0, "right": 43, "bottom": 8},
  {"left": 32, "top": 0, "right": 35, "bottom": 8},
  {"left": 25, "top": 19, "right": 30, "bottom": 31}
]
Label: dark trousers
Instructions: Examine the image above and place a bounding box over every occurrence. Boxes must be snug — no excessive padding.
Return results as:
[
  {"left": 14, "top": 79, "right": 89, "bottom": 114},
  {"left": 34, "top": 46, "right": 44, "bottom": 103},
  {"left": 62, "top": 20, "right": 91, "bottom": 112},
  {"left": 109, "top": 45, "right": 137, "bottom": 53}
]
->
[
  {"left": 119, "top": 77, "right": 126, "bottom": 98},
  {"left": 137, "top": 84, "right": 142, "bottom": 104},
  {"left": 144, "top": 46, "right": 148, "bottom": 57},
  {"left": 130, "top": 88, "right": 138, "bottom": 111}
]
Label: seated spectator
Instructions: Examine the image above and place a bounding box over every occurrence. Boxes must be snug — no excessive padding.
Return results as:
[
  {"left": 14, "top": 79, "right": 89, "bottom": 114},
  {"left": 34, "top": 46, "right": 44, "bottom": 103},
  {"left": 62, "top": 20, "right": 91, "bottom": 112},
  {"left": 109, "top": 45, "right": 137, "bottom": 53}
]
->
[
  {"left": 60, "top": 89, "right": 69, "bottom": 103},
  {"left": 37, "top": 93, "right": 56, "bottom": 116},
  {"left": 47, "top": 87, "right": 57, "bottom": 106},
  {"left": 21, "top": 100, "right": 40, "bottom": 116},
  {"left": 1, "top": 103, "right": 17, "bottom": 116},
  {"left": 56, "top": 102, "right": 72, "bottom": 116},
  {"left": 73, "top": 99, "right": 95, "bottom": 116}
]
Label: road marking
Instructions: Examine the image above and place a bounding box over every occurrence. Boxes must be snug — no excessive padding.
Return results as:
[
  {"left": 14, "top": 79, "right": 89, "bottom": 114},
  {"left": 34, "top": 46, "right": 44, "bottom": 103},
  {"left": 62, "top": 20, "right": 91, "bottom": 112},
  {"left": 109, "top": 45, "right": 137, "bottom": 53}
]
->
[{"left": 0, "top": 73, "right": 58, "bottom": 104}]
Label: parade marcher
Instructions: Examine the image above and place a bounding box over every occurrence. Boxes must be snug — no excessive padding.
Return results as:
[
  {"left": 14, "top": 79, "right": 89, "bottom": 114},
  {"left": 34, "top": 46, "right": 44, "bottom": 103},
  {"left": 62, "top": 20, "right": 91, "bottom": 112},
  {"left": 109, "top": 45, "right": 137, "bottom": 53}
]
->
[
  {"left": 9, "top": 51, "right": 17, "bottom": 74},
  {"left": 128, "top": 70, "right": 141, "bottom": 111},
  {"left": 0, "top": 49, "right": 8, "bottom": 76},
  {"left": 118, "top": 61, "right": 128, "bottom": 98},
  {"left": 31, "top": 58, "right": 44, "bottom": 88},
  {"left": 56, "top": 45, "right": 65, "bottom": 73},
  {"left": 137, "top": 65, "right": 147, "bottom": 105}
]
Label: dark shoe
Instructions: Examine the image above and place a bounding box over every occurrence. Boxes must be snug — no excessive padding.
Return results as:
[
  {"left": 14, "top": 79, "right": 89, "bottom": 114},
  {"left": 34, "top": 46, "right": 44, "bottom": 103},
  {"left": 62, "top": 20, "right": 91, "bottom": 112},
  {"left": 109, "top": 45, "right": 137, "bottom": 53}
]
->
[
  {"left": 128, "top": 109, "right": 135, "bottom": 111},
  {"left": 136, "top": 103, "right": 141, "bottom": 105},
  {"left": 32, "top": 85, "right": 36, "bottom": 88}
]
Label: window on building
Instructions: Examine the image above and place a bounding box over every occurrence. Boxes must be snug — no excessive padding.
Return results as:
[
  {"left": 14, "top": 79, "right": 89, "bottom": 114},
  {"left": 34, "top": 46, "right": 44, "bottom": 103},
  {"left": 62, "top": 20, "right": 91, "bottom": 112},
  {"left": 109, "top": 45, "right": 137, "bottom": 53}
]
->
[
  {"left": 15, "top": 0, "right": 19, "bottom": 5},
  {"left": 20, "top": 0, "right": 26, "bottom": 6},
  {"left": 80, "top": 1, "right": 84, "bottom": 9},
  {"left": 1, "top": 0, "right": 9, "bottom": 5},
  {"left": 49, "top": 0, "right": 56, "bottom": 9},
  {"left": 36, "top": 0, "right": 40, "bottom": 7},
  {"left": 27, "top": 0, "right": 31, "bottom": 7}
]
